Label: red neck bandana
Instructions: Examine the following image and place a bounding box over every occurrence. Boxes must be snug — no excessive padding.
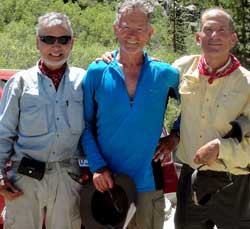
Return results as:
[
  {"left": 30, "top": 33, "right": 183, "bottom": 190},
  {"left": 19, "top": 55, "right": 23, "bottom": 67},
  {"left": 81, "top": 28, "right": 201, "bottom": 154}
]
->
[
  {"left": 198, "top": 54, "right": 241, "bottom": 84},
  {"left": 38, "top": 60, "right": 67, "bottom": 90}
]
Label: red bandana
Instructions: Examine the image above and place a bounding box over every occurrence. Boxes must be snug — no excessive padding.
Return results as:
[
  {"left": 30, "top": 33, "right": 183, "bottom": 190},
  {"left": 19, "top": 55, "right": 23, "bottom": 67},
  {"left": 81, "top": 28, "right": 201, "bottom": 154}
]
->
[
  {"left": 38, "top": 60, "right": 67, "bottom": 90},
  {"left": 198, "top": 54, "right": 241, "bottom": 84}
]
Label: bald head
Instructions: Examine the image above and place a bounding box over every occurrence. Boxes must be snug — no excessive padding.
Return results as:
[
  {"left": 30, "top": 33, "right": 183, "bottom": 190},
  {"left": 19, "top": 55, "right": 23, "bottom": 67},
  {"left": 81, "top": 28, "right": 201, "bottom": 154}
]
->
[{"left": 200, "top": 8, "right": 235, "bottom": 33}]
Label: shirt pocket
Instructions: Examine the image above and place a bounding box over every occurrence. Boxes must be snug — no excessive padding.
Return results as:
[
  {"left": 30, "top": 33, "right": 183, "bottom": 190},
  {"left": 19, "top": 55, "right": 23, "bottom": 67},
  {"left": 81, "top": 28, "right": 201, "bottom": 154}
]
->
[
  {"left": 179, "top": 76, "right": 200, "bottom": 110},
  {"left": 214, "top": 91, "right": 245, "bottom": 123},
  {"left": 179, "top": 75, "right": 199, "bottom": 95},
  {"left": 19, "top": 94, "right": 49, "bottom": 136},
  {"left": 66, "top": 92, "right": 84, "bottom": 134}
]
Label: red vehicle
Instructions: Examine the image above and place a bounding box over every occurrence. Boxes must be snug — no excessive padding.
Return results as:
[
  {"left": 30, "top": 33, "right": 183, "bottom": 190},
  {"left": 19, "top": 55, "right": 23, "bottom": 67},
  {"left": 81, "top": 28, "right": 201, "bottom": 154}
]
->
[{"left": 0, "top": 69, "right": 17, "bottom": 99}]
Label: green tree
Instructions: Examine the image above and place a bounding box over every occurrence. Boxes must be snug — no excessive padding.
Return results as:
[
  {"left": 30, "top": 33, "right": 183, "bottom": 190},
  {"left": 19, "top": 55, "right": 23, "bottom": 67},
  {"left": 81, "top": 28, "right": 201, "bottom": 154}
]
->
[{"left": 1, "top": 0, "right": 248, "bottom": 70}]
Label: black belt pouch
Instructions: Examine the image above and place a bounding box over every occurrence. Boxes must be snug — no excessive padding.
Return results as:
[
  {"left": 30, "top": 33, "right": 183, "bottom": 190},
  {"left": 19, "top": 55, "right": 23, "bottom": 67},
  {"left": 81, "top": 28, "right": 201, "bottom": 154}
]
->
[{"left": 17, "top": 157, "right": 46, "bottom": 180}]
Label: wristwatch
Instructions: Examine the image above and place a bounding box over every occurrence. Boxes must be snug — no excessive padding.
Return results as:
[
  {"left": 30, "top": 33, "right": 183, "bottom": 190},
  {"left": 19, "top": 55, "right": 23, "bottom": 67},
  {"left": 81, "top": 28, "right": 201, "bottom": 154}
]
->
[{"left": 171, "top": 129, "right": 180, "bottom": 138}]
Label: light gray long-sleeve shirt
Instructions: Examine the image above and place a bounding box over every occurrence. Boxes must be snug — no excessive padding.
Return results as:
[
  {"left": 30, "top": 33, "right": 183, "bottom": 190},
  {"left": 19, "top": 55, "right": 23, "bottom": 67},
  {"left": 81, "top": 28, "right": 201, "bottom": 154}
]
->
[{"left": 0, "top": 64, "right": 85, "bottom": 177}]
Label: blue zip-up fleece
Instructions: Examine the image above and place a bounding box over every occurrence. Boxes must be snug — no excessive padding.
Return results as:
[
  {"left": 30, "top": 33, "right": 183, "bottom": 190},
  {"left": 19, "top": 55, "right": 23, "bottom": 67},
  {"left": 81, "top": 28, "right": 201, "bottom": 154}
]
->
[{"left": 82, "top": 51, "right": 179, "bottom": 192}]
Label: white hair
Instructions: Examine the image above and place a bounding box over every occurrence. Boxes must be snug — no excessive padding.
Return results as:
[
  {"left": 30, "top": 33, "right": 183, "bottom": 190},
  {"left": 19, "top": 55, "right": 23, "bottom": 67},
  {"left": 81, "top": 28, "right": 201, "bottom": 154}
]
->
[
  {"left": 36, "top": 12, "right": 73, "bottom": 36},
  {"left": 115, "top": 0, "right": 154, "bottom": 24}
]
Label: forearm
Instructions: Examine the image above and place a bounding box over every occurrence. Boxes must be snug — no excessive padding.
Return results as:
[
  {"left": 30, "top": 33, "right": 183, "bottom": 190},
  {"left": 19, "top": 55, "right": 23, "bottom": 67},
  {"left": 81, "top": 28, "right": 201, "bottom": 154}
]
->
[{"left": 81, "top": 124, "right": 107, "bottom": 173}]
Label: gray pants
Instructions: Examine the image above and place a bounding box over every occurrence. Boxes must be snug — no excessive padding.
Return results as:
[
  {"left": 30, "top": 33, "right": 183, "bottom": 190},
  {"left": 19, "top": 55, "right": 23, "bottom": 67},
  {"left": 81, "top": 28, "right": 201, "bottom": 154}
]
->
[
  {"left": 175, "top": 164, "right": 250, "bottom": 229},
  {"left": 4, "top": 161, "right": 82, "bottom": 229},
  {"left": 128, "top": 190, "right": 165, "bottom": 229}
]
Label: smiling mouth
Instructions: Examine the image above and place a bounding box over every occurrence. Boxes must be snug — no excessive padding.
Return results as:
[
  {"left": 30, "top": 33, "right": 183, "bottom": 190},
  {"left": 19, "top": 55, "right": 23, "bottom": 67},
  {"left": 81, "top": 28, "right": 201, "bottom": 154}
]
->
[
  {"left": 208, "top": 42, "right": 222, "bottom": 46},
  {"left": 50, "top": 53, "right": 63, "bottom": 57},
  {"left": 127, "top": 40, "right": 137, "bottom": 45}
]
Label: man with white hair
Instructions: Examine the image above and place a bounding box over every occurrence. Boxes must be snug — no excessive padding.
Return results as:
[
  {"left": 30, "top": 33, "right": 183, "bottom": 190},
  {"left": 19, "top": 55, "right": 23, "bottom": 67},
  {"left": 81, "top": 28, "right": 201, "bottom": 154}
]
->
[{"left": 0, "top": 12, "right": 85, "bottom": 229}]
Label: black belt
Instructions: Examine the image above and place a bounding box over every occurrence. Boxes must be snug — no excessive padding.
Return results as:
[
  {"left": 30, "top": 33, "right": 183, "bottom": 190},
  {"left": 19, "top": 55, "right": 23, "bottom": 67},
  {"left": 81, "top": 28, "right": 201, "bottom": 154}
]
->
[{"left": 12, "top": 158, "right": 78, "bottom": 170}]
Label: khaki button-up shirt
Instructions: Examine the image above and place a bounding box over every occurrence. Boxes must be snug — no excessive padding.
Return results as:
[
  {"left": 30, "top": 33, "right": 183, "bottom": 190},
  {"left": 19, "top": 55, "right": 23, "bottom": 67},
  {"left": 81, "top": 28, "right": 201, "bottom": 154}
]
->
[{"left": 173, "top": 55, "right": 250, "bottom": 175}]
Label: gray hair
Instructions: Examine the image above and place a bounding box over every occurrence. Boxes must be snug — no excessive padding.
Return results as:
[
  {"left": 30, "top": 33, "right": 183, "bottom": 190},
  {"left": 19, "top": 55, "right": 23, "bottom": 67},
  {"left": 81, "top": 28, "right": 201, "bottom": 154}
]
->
[
  {"left": 200, "top": 8, "right": 236, "bottom": 32},
  {"left": 36, "top": 12, "right": 73, "bottom": 36},
  {"left": 116, "top": 0, "right": 154, "bottom": 23}
]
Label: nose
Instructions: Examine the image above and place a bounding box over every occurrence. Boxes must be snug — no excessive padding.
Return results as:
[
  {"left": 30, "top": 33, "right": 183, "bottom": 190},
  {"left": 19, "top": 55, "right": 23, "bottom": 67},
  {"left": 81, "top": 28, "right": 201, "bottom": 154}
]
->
[
  {"left": 49, "top": 43, "right": 63, "bottom": 52},
  {"left": 210, "top": 30, "right": 220, "bottom": 38},
  {"left": 127, "top": 28, "right": 138, "bottom": 36},
  {"left": 52, "top": 40, "right": 61, "bottom": 46}
]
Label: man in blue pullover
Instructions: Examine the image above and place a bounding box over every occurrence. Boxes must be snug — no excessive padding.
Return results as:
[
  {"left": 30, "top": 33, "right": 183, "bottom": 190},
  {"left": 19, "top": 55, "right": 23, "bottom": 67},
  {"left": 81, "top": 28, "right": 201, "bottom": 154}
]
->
[{"left": 81, "top": 0, "right": 179, "bottom": 228}]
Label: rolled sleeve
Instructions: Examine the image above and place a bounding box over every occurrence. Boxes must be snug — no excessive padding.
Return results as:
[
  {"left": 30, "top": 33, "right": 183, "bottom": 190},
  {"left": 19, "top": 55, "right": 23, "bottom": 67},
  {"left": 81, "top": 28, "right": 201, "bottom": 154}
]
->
[{"left": 233, "top": 116, "right": 250, "bottom": 137}]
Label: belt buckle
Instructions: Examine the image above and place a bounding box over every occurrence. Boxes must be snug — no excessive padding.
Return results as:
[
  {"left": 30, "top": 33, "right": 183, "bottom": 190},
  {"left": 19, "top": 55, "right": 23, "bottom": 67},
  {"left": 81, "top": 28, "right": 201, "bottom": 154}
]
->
[{"left": 46, "top": 161, "right": 54, "bottom": 171}]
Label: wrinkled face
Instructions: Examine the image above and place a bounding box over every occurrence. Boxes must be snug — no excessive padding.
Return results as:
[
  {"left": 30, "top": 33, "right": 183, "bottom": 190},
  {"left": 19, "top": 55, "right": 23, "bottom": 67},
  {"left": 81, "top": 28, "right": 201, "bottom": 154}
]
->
[
  {"left": 196, "top": 13, "right": 237, "bottom": 59},
  {"left": 114, "top": 8, "right": 153, "bottom": 55},
  {"left": 36, "top": 24, "right": 74, "bottom": 70}
]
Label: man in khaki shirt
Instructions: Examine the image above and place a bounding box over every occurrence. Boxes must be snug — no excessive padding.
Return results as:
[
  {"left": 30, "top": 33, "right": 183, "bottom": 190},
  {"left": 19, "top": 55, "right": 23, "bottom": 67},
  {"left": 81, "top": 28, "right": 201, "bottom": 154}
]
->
[{"left": 163, "top": 7, "right": 250, "bottom": 229}]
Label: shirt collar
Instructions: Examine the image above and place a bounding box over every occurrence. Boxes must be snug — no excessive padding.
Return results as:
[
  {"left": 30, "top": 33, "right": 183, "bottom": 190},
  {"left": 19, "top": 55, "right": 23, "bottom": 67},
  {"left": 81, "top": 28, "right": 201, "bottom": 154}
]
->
[{"left": 204, "top": 56, "right": 232, "bottom": 74}]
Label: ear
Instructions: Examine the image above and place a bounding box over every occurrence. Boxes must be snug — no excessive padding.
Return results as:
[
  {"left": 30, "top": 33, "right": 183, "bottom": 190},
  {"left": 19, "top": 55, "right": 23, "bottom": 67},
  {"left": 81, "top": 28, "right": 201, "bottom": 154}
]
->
[
  {"left": 148, "top": 25, "right": 154, "bottom": 39},
  {"left": 70, "top": 37, "right": 75, "bottom": 50},
  {"left": 195, "top": 32, "right": 201, "bottom": 46},
  {"left": 230, "top": 32, "right": 238, "bottom": 48},
  {"left": 36, "top": 36, "right": 39, "bottom": 50},
  {"left": 113, "top": 22, "right": 118, "bottom": 37}
]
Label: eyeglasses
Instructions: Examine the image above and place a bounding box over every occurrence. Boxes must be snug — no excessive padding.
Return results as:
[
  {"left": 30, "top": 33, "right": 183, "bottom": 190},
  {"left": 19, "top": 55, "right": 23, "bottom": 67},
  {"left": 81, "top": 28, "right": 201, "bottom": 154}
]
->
[
  {"left": 39, "top": 35, "right": 72, "bottom": 45},
  {"left": 191, "top": 164, "right": 233, "bottom": 206}
]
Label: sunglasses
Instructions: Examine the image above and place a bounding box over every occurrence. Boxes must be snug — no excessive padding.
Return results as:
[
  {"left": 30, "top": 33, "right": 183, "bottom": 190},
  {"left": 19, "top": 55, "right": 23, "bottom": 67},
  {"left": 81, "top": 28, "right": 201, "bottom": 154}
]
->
[
  {"left": 39, "top": 35, "right": 72, "bottom": 45},
  {"left": 191, "top": 164, "right": 233, "bottom": 206}
]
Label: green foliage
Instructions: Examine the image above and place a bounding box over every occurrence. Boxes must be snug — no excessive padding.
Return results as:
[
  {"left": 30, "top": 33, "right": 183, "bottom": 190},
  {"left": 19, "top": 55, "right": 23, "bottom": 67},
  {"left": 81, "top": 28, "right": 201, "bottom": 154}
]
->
[
  {"left": 1, "top": 0, "right": 248, "bottom": 130},
  {"left": 71, "top": 42, "right": 117, "bottom": 69},
  {"left": 165, "top": 98, "right": 181, "bottom": 131},
  {"left": 75, "top": 4, "right": 116, "bottom": 47},
  {"left": 0, "top": 21, "right": 38, "bottom": 69},
  {"left": 148, "top": 6, "right": 172, "bottom": 52}
]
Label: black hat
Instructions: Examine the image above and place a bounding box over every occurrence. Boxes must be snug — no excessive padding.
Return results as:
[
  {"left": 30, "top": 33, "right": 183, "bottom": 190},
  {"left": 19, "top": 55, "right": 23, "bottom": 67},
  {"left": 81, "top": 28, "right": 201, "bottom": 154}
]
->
[{"left": 80, "top": 174, "right": 137, "bottom": 229}]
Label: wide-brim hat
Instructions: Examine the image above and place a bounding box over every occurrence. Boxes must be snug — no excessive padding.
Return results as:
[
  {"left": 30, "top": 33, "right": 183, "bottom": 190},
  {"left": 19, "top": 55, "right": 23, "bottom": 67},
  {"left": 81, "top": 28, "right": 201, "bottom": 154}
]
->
[{"left": 80, "top": 173, "right": 137, "bottom": 229}]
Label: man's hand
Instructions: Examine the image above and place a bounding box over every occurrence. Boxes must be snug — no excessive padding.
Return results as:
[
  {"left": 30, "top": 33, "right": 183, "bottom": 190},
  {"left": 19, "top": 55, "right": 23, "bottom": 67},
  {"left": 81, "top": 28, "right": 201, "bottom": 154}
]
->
[
  {"left": 0, "top": 178, "right": 22, "bottom": 201},
  {"left": 153, "top": 132, "right": 180, "bottom": 165},
  {"left": 95, "top": 51, "right": 114, "bottom": 63},
  {"left": 193, "top": 139, "right": 220, "bottom": 166},
  {"left": 93, "top": 169, "right": 114, "bottom": 192}
]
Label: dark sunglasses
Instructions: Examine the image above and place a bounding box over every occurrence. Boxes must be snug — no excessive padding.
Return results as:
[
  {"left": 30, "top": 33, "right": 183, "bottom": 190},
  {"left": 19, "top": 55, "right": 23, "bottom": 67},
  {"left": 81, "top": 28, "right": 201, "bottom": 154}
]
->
[
  {"left": 39, "top": 35, "right": 72, "bottom": 45},
  {"left": 191, "top": 164, "right": 233, "bottom": 206}
]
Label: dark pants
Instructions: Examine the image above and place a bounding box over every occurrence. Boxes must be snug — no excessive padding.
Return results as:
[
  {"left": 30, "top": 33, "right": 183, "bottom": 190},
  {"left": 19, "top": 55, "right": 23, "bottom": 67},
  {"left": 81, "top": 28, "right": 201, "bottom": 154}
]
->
[{"left": 175, "top": 164, "right": 250, "bottom": 229}]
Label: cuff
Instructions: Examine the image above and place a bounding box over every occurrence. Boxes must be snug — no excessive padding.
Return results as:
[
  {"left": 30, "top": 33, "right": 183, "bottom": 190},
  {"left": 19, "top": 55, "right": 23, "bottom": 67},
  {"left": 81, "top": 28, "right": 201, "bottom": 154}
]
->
[
  {"left": 170, "top": 129, "right": 180, "bottom": 138},
  {"left": 232, "top": 116, "right": 250, "bottom": 137},
  {"left": 95, "top": 166, "right": 109, "bottom": 173}
]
